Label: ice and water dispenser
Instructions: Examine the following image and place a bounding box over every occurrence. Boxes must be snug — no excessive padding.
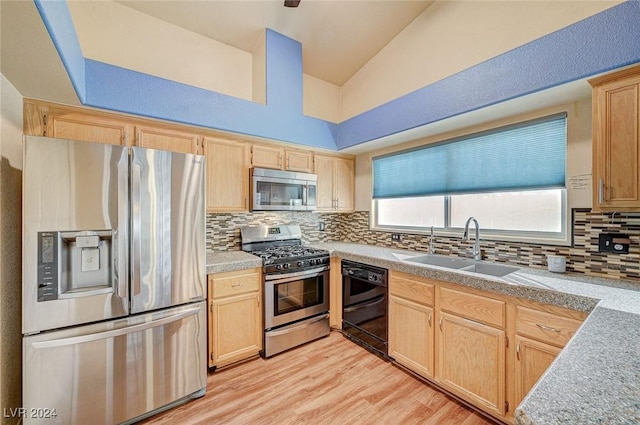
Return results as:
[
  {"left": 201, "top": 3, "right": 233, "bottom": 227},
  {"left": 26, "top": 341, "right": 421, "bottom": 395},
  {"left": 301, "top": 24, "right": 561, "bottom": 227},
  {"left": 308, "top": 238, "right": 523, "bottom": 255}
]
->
[{"left": 37, "top": 230, "right": 114, "bottom": 301}]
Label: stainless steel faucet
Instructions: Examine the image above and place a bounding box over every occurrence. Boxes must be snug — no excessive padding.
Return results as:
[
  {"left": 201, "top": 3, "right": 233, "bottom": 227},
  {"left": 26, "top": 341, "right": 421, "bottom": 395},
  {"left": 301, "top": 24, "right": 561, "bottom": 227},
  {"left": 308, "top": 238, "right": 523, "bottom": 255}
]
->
[
  {"left": 463, "top": 217, "right": 482, "bottom": 260},
  {"left": 429, "top": 226, "right": 435, "bottom": 254}
]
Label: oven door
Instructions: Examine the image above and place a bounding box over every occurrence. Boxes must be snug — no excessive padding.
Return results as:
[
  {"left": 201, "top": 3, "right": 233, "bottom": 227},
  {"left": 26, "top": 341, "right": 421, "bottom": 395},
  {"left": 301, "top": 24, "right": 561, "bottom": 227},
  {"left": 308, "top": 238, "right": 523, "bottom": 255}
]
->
[
  {"left": 343, "top": 274, "right": 386, "bottom": 307},
  {"left": 264, "top": 267, "right": 329, "bottom": 330}
]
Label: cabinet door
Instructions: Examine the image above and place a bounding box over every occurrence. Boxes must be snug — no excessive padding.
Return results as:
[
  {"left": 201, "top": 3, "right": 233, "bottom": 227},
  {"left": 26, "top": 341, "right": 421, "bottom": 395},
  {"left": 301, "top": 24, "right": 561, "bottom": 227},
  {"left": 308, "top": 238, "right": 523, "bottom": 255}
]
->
[
  {"left": 285, "top": 150, "right": 313, "bottom": 173},
  {"left": 252, "top": 145, "right": 283, "bottom": 170},
  {"left": 335, "top": 157, "right": 355, "bottom": 211},
  {"left": 204, "top": 138, "right": 250, "bottom": 212},
  {"left": 389, "top": 295, "right": 434, "bottom": 378},
  {"left": 514, "top": 335, "right": 560, "bottom": 408},
  {"left": 210, "top": 292, "right": 262, "bottom": 368},
  {"left": 45, "top": 112, "right": 131, "bottom": 146},
  {"left": 314, "top": 155, "right": 336, "bottom": 211},
  {"left": 136, "top": 126, "right": 200, "bottom": 154},
  {"left": 437, "top": 312, "right": 506, "bottom": 418},
  {"left": 592, "top": 72, "right": 640, "bottom": 211}
]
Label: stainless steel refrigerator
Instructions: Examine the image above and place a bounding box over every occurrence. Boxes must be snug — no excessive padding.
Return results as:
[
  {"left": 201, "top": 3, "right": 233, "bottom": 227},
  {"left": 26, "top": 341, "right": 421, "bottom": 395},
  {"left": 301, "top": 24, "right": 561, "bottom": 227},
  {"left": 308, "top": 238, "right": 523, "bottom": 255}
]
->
[{"left": 22, "top": 136, "right": 207, "bottom": 425}]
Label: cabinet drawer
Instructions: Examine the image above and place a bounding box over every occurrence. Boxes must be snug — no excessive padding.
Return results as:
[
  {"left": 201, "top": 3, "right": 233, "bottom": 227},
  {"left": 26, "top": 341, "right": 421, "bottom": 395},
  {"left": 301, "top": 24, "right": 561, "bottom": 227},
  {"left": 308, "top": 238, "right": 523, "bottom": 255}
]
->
[
  {"left": 389, "top": 271, "right": 434, "bottom": 306},
  {"left": 210, "top": 269, "right": 261, "bottom": 299},
  {"left": 439, "top": 287, "right": 505, "bottom": 328},
  {"left": 516, "top": 306, "right": 582, "bottom": 348}
]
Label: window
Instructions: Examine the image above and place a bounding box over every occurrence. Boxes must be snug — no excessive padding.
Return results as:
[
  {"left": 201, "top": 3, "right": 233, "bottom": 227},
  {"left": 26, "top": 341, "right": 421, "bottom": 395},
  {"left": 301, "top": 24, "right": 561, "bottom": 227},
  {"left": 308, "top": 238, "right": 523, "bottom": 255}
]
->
[{"left": 371, "top": 114, "right": 568, "bottom": 244}]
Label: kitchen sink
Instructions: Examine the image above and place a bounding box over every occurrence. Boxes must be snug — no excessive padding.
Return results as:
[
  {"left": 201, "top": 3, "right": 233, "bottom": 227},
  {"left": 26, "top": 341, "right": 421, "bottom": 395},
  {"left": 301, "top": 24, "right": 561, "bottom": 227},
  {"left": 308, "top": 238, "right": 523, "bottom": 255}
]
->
[
  {"left": 404, "top": 255, "right": 474, "bottom": 269},
  {"left": 402, "top": 254, "right": 518, "bottom": 277},
  {"left": 459, "top": 263, "right": 519, "bottom": 277}
]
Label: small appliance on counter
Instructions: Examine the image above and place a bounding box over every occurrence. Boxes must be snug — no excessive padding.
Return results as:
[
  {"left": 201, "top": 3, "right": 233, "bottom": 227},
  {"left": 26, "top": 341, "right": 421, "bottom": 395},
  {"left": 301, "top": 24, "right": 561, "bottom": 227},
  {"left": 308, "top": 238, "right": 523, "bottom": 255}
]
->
[
  {"left": 22, "top": 136, "right": 207, "bottom": 425},
  {"left": 241, "top": 225, "right": 330, "bottom": 357}
]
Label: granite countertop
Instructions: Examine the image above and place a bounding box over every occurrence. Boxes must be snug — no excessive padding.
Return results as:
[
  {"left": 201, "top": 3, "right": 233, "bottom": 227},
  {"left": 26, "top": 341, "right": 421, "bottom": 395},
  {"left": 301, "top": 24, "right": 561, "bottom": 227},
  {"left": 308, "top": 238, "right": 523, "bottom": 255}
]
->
[
  {"left": 206, "top": 250, "right": 262, "bottom": 274},
  {"left": 306, "top": 242, "right": 640, "bottom": 425},
  {"left": 207, "top": 242, "right": 640, "bottom": 424}
]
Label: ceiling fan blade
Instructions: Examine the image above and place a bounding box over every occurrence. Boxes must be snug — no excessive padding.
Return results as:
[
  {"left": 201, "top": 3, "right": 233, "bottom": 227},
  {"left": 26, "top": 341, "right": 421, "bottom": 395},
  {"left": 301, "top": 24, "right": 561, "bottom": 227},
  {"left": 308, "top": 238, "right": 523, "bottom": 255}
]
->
[{"left": 284, "top": 0, "right": 300, "bottom": 7}]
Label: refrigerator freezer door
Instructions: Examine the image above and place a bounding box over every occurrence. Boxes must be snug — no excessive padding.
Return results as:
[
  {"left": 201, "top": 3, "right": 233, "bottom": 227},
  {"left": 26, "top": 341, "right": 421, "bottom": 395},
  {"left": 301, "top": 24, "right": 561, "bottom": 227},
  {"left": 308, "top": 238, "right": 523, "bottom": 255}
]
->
[
  {"left": 130, "top": 147, "right": 206, "bottom": 314},
  {"left": 22, "top": 136, "right": 129, "bottom": 334},
  {"left": 23, "top": 302, "right": 207, "bottom": 425}
]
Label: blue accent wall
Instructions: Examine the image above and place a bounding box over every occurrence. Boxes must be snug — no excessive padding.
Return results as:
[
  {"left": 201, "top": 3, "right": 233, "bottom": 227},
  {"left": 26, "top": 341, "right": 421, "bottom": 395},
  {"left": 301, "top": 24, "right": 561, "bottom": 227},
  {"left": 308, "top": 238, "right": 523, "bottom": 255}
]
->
[
  {"left": 34, "top": 0, "right": 640, "bottom": 152},
  {"left": 338, "top": 1, "right": 640, "bottom": 149},
  {"left": 33, "top": 0, "right": 86, "bottom": 102}
]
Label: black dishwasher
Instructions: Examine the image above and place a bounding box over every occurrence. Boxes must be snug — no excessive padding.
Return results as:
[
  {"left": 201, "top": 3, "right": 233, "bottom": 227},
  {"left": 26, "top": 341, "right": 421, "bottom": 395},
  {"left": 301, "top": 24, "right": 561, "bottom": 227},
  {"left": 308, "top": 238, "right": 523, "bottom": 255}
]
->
[{"left": 341, "top": 260, "right": 389, "bottom": 358}]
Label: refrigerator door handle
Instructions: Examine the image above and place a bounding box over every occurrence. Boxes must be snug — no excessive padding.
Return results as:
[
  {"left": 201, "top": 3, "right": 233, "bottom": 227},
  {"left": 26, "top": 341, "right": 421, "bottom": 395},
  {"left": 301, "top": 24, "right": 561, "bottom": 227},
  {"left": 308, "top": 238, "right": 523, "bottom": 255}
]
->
[
  {"left": 31, "top": 306, "right": 201, "bottom": 349},
  {"left": 114, "top": 152, "right": 130, "bottom": 301},
  {"left": 131, "top": 157, "right": 142, "bottom": 297}
]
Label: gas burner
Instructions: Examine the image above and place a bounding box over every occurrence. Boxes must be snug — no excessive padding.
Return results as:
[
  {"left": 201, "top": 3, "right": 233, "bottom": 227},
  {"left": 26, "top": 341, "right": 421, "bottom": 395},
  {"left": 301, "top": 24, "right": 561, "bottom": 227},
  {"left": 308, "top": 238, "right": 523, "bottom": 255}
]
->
[
  {"left": 241, "top": 224, "right": 330, "bottom": 274},
  {"left": 253, "top": 246, "right": 328, "bottom": 262}
]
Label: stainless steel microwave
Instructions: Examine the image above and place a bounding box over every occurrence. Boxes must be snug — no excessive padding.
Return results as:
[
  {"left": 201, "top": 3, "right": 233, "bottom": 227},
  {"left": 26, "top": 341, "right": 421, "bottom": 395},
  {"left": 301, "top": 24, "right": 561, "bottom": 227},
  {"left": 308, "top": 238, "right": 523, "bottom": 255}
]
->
[{"left": 251, "top": 168, "right": 317, "bottom": 211}]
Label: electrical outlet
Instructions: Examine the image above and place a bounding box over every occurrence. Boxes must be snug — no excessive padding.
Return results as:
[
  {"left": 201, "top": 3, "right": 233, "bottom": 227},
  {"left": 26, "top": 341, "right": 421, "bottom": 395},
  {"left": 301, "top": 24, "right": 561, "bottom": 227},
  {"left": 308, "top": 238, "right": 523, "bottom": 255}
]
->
[
  {"left": 319, "top": 222, "right": 325, "bottom": 231},
  {"left": 598, "top": 233, "right": 630, "bottom": 253},
  {"left": 391, "top": 233, "right": 402, "bottom": 241}
]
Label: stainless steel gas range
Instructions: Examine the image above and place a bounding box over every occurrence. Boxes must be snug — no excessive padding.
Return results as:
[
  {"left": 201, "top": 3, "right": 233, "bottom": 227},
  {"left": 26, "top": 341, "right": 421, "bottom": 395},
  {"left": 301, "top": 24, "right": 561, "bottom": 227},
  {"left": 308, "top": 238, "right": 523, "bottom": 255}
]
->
[{"left": 241, "top": 225, "right": 330, "bottom": 357}]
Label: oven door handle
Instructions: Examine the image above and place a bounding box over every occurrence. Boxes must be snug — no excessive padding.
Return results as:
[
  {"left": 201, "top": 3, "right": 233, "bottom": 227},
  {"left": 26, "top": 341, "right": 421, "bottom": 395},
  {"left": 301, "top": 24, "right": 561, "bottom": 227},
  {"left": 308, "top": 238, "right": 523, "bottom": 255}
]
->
[
  {"left": 267, "top": 314, "right": 329, "bottom": 337},
  {"left": 344, "top": 295, "right": 386, "bottom": 313},
  {"left": 264, "top": 266, "right": 330, "bottom": 283}
]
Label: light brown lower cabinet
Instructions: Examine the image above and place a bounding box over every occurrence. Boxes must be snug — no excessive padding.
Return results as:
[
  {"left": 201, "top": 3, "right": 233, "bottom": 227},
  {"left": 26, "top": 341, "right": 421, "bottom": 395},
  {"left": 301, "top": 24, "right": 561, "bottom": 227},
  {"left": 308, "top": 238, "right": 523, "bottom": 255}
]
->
[
  {"left": 384, "top": 270, "right": 587, "bottom": 424},
  {"left": 513, "top": 335, "right": 561, "bottom": 406},
  {"left": 436, "top": 311, "right": 506, "bottom": 418},
  {"left": 208, "top": 269, "right": 262, "bottom": 368},
  {"left": 388, "top": 271, "right": 435, "bottom": 379},
  {"left": 389, "top": 296, "right": 434, "bottom": 378}
]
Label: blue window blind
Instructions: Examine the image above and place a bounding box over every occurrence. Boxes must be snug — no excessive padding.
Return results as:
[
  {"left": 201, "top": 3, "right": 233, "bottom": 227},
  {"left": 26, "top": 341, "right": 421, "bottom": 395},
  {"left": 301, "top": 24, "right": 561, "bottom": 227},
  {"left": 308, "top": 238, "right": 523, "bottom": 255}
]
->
[{"left": 372, "top": 113, "right": 567, "bottom": 199}]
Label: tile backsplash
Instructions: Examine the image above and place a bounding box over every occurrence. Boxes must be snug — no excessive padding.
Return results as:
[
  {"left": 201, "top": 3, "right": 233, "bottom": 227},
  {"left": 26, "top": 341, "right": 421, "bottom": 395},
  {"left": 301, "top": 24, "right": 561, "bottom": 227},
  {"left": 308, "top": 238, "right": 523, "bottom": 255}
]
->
[
  {"left": 207, "top": 209, "right": 640, "bottom": 282},
  {"left": 206, "top": 211, "right": 342, "bottom": 251}
]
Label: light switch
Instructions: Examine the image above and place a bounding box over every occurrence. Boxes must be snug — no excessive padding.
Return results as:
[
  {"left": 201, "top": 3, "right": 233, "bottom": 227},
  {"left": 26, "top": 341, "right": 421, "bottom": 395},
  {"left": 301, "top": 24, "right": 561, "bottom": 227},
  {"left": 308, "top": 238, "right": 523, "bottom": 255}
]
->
[{"left": 81, "top": 248, "right": 100, "bottom": 272}]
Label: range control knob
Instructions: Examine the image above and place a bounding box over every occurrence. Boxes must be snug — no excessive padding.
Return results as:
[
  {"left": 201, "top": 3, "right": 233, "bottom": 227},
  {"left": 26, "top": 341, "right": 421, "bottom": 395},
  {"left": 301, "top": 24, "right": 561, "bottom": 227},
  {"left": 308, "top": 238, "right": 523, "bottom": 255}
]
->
[
  {"left": 283, "top": 263, "right": 290, "bottom": 269},
  {"left": 297, "top": 261, "right": 304, "bottom": 267},
  {"left": 275, "top": 264, "right": 282, "bottom": 270}
]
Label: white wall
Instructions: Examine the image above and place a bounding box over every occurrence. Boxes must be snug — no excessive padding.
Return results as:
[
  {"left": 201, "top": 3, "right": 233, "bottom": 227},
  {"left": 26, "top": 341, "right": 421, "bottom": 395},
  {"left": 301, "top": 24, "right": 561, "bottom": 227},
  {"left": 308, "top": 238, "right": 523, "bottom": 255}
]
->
[
  {"left": 67, "top": 0, "right": 343, "bottom": 123},
  {"left": 0, "top": 73, "right": 24, "bottom": 424},
  {"left": 341, "top": 0, "right": 622, "bottom": 120},
  {"left": 68, "top": 0, "right": 254, "bottom": 101},
  {"left": 66, "top": 0, "right": 621, "bottom": 125},
  {"left": 354, "top": 98, "right": 593, "bottom": 212},
  {"left": 303, "top": 74, "right": 341, "bottom": 124}
]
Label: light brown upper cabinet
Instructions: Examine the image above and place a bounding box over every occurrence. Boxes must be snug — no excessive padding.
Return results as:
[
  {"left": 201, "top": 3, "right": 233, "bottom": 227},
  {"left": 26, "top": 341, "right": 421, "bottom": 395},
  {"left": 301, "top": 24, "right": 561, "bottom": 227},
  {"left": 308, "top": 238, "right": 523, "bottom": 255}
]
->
[
  {"left": 204, "top": 137, "right": 250, "bottom": 212},
  {"left": 43, "top": 111, "right": 132, "bottom": 146},
  {"left": 251, "top": 144, "right": 314, "bottom": 173},
  {"left": 314, "top": 155, "right": 355, "bottom": 212},
  {"left": 135, "top": 126, "right": 201, "bottom": 154},
  {"left": 590, "top": 65, "right": 640, "bottom": 212}
]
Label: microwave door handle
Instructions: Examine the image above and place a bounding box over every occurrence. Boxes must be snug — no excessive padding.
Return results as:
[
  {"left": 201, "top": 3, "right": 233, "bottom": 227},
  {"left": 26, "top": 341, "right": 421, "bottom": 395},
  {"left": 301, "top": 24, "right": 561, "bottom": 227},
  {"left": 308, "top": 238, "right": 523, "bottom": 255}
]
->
[{"left": 302, "top": 185, "right": 308, "bottom": 206}]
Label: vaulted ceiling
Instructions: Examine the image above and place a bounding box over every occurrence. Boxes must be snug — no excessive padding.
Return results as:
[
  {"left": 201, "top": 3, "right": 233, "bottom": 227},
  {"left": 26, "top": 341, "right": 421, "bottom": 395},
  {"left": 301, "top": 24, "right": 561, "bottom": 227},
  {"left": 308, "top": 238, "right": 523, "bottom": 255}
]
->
[{"left": 114, "top": 0, "right": 434, "bottom": 86}]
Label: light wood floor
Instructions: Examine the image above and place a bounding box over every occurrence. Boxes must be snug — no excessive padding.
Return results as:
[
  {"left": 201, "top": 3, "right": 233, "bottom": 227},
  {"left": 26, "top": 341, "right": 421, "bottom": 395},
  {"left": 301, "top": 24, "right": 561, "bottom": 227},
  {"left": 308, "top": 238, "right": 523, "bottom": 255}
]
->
[{"left": 141, "top": 331, "right": 498, "bottom": 425}]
